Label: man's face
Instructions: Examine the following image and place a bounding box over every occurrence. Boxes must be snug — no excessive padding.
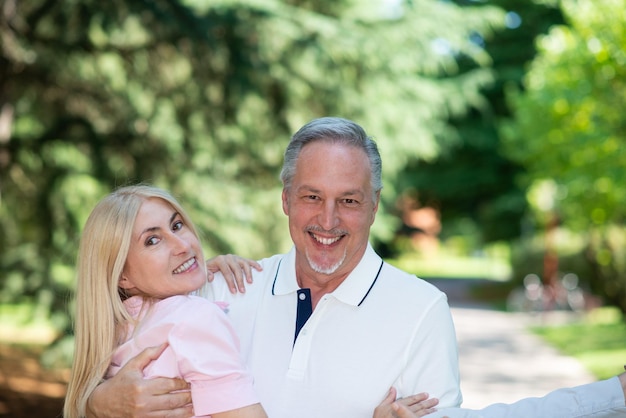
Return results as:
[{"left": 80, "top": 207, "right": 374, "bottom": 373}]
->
[{"left": 282, "top": 141, "right": 379, "bottom": 287}]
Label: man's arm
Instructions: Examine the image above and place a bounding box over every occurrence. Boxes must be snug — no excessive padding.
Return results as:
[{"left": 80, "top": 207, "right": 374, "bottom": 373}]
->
[
  {"left": 401, "top": 294, "right": 462, "bottom": 408},
  {"left": 86, "top": 344, "right": 192, "bottom": 418}
]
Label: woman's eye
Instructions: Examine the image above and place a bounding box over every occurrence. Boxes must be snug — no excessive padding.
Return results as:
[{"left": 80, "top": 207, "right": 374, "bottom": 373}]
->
[
  {"left": 146, "top": 236, "right": 159, "bottom": 246},
  {"left": 173, "top": 220, "right": 184, "bottom": 231}
]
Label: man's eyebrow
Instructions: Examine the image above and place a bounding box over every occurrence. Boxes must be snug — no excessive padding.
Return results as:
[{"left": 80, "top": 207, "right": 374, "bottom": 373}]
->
[
  {"left": 295, "top": 185, "right": 320, "bottom": 194},
  {"left": 296, "top": 185, "right": 364, "bottom": 198}
]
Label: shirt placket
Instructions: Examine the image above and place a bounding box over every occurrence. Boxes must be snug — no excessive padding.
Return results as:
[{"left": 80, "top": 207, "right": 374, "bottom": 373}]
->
[{"left": 287, "top": 293, "right": 330, "bottom": 380}]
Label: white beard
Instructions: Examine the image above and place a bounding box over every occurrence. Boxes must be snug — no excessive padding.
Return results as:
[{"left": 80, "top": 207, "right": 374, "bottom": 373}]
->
[{"left": 305, "top": 248, "right": 346, "bottom": 275}]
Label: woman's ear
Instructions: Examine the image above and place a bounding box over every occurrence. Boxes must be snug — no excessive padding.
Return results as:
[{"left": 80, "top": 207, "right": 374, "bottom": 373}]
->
[{"left": 118, "top": 274, "right": 135, "bottom": 290}]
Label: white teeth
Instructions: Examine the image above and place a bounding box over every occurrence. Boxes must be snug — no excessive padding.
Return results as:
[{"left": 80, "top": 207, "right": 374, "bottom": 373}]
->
[
  {"left": 313, "top": 234, "right": 341, "bottom": 245},
  {"left": 173, "top": 258, "right": 196, "bottom": 274}
]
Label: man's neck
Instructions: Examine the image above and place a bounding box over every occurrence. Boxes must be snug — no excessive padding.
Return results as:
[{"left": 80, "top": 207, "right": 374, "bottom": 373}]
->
[{"left": 296, "top": 270, "right": 348, "bottom": 310}]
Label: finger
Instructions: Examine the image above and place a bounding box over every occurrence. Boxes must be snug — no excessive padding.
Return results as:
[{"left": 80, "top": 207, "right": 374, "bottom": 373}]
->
[
  {"left": 150, "top": 390, "right": 193, "bottom": 414},
  {"left": 207, "top": 257, "right": 239, "bottom": 294},
  {"left": 125, "top": 343, "right": 169, "bottom": 372},
  {"left": 222, "top": 255, "right": 248, "bottom": 294},
  {"left": 392, "top": 402, "right": 419, "bottom": 418},
  {"left": 392, "top": 403, "right": 438, "bottom": 418},
  {"left": 149, "top": 376, "right": 191, "bottom": 395},
  {"left": 380, "top": 387, "right": 398, "bottom": 406},
  {"left": 414, "top": 409, "right": 437, "bottom": 417},
  {"left": 372, "top": 388, "right": 399, "bottom": 418},
  {"left": 228, "top": 256, "right": 248, "bottom": 293},
  {"left": 241, "top": 261, "right": 254, "bottom": 284},
  {"left": 125, "top": 344, "right": 191, "bottom": 396},
  {"left": 396, "top": 392, "right": 429, "bottom": 407},
  {"left": 412, "top": 398, "right": 438, "bottom": 411},
  {"left": 243, "top": 260, "right": 262, "bottom": 283},
  {"left": 247, "top": 259, "right": 262, "bottom": 272},
  {"left": 161, "top": 403, "right": 194, "bottom": 418},
  {"left": 227, "top": 255, "right": 261, "bottom": 288}
]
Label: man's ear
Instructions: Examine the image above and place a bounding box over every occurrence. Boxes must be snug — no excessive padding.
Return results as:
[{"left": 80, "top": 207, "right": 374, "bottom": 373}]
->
[
  {"left": 282, "top": 188, "right": 289, "bottom": 215},
  {"left": 370, "top": 191, "right": 381, "bottom": 225}
]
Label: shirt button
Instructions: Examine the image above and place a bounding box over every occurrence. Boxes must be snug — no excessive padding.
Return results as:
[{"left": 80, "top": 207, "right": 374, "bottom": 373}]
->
[{"left": 299, "top": 293, "right": 306, "bottom": 300}]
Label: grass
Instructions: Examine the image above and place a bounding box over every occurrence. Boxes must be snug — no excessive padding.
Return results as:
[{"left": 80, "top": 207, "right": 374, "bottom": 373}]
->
[
  {"left": 531, "top": 307, "right": 626, "bottom": 380},
  {"left": 386, "top": 254, "right": 512, "bottom": 281}
]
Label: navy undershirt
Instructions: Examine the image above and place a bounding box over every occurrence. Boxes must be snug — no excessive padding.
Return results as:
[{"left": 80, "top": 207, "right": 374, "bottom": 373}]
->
[{"left": 294, "top": 288, "right": 313, "bottom": 344}]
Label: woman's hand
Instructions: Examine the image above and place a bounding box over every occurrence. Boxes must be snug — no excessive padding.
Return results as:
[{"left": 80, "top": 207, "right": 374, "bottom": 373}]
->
[
  {"left": 206, "top": 254, "right": 262, "bottom": 294},
  {"left": 374, "top": 387, "right": 440, "bottom": 418}
]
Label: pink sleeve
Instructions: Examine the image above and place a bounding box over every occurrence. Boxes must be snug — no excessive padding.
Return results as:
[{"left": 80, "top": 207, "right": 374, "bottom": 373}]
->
[{"left": 168, "top": 297, "right": 259, "bottom": 416}]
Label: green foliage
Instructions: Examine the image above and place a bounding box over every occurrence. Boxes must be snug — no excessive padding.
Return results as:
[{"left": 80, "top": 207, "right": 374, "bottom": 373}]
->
[
  {"left": 531, "top": 307, "right": 626, "bottom": 379},
  {"left": 0, "top": 0, "right": 506, "bottom": 328},
  {"left": 397, "top": 0, "right": 565, "bottom": 246},
  {"left": 503, "top": 0, "right": 626, "bottom": 313}
]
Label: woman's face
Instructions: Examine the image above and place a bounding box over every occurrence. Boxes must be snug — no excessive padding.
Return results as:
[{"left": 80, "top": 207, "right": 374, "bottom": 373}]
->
[{"left": 119, "top": 198, "right": 206, "bottom": 299}]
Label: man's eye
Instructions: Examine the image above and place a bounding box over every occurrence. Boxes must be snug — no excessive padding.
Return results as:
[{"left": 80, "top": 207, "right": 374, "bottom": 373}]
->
[{"left": 343, "top": 199, "right": 358, "bottom": 205}]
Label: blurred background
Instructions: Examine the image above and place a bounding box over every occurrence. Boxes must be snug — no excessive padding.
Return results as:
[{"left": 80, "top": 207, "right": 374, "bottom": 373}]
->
[{"left": 1, "top": 0, "right": 626, "bottom": 416}]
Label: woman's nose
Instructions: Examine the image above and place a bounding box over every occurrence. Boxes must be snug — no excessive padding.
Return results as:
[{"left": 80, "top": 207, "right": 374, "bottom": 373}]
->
[{"left": 171, "top": 233, "right": 192, "bottom": 254}]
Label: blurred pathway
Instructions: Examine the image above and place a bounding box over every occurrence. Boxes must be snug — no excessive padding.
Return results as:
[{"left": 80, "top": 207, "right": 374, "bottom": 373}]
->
[{"left": 428, "top": 279, "right": 596, "bottom": 409}]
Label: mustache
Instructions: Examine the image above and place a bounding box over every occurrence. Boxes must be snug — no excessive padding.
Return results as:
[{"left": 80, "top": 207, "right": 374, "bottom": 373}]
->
[{"left": 306, "top": 225, "right": 348, "bottom": 236}]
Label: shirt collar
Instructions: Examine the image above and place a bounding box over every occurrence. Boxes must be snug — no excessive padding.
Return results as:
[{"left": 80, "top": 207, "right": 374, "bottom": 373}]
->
[{"left": 272, "top": 243, "right": 383, "bottom": 307}]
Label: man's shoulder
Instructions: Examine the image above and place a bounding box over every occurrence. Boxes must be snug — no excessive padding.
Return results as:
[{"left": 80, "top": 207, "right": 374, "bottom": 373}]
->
[
  {"left": 257, "top": 253, "right": 284, "bottom": 272},
  {"left": 380, "top": 261, "right": 445, "bottom": 297},
  {"left": 205, "top": 252, "right": 286, "bottom": 300}
]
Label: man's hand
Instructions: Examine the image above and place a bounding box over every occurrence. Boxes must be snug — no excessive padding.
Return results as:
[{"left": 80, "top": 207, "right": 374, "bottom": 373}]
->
[
  {"left": 374, "top": 388, "right": 440, "bottom": 418},
  {"left": 87, "top": 344, "right": 193, "bottom": 418},
  {"left": 206, "top": 254, "right": 262, "bottom": 294}
]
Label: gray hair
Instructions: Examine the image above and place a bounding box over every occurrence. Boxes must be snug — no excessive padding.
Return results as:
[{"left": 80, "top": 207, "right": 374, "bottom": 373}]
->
[{"left": 280, "top": 117, "right": 382, "bottom": 202}]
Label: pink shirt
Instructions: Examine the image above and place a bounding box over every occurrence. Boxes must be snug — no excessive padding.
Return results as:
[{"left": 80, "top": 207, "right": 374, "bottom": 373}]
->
[{"left": 107, "top": 295, "right": 259, "bottom": 417}]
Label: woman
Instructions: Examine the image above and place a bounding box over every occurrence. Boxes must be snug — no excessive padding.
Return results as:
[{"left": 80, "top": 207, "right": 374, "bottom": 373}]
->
[{"left": 63, "top": 185, "right": 267, "bottom": 418}]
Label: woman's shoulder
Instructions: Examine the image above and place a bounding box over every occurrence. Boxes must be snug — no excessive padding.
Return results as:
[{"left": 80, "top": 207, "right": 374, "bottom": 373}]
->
[{"left": 154, "top": 294, "right": 228, "bottom": 318}]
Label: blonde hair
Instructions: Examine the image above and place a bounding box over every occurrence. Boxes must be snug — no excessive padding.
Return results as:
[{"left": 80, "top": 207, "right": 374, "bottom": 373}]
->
[{"left": 63, "top": 185, "right": 200, "bottom": 418}]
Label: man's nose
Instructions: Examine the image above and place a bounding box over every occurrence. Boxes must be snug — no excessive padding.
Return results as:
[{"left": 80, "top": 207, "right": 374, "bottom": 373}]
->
[{"left": 318, "top": 201, "right": 339, "bottom": 230}]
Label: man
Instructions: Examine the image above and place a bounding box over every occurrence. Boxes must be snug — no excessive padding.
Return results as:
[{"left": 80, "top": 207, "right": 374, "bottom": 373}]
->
[
  {"left": 203, "top": 117, "right": 462, "bottom": 417},
  {"left": 88, "top": 117, "right": 626, "bottom": 417}
]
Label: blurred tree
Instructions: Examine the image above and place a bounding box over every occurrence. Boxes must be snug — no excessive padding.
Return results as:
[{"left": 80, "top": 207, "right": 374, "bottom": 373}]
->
[
  {"left": 396, "top": 0, "right": 564, "bottom": 246},
  {"left": 502, "top": 0, "right": 626, "bottom": 314},
  {"left": 0, "top": 0, "right": 504, "bottom": 328}
]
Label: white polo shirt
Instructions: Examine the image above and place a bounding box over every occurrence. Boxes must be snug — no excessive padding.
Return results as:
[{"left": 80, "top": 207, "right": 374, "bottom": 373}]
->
[{"left": 205, "top": 244, "right": 462, "bottom": 418}]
